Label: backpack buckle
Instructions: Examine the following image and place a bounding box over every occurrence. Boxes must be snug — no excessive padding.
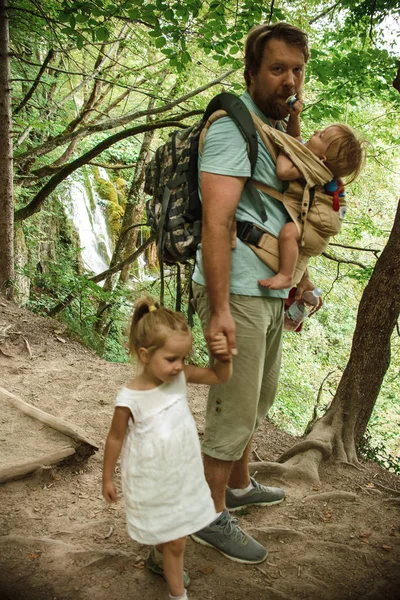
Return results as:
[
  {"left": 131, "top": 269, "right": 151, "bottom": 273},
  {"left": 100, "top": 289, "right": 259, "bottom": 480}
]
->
[{"left": 236, "top": 222, "right": 266, "bottom": 247}]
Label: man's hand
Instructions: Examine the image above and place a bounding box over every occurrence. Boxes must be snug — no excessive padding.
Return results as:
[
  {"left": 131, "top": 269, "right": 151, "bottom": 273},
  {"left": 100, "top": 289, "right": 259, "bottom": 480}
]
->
[
  {"left": 295, "top": 275, "right": 323, "bottom": 315},
  {"left": 206, "top": 311, "right": 237, "bottom": 361},
  {"left": 288, "top": 98, "right": 303, "bottom": 117},
  {"left": 209, "top": 332, "right": 232, "bottom": 362}
]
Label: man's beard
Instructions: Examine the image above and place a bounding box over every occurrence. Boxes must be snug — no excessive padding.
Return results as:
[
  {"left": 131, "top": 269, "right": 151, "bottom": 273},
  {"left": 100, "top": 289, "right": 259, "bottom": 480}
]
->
[{"left": 252, "top": 89, "right": 291, "bottom": 121}]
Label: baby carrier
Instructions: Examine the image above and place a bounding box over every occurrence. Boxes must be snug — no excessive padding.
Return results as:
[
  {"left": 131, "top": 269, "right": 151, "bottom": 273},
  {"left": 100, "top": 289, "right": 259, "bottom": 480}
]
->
[{"left": 200, "top": 110, "right": 347, "bottom": 284}]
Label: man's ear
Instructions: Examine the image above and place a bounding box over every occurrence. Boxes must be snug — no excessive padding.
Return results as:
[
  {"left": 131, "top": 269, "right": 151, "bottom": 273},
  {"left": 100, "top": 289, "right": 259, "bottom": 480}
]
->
[{"left": 138, "top": 347, "right": 149, "bottom": 363}]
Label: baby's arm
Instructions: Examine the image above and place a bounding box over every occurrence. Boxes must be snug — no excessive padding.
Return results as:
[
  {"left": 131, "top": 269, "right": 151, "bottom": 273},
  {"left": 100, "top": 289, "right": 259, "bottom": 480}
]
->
[
  {"left": 276, "top": 152, "right": 302, "bottom": 180},
  {"left": 102, "top": 407, "right": 130, "bottom": 503},
  {"left": 185, "top": 334, "right": 232, "bottom": 385}
]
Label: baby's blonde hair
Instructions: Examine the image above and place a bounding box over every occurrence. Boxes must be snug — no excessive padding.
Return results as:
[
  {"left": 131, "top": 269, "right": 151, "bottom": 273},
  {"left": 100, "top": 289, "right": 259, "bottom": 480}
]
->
[
  {"left": 129, "top": 296, "right": 190, "bottom": 357},
  {"left": 324, "top": 124, "right": 365, "bottom": 183}
]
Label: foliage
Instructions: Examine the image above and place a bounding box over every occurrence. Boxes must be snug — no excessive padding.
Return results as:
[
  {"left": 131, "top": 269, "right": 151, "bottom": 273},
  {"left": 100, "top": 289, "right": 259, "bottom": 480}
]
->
[
  {"left": 358, "top": 431, "right": 400, "bottom": 474},
  {"left": 4, "top": 0, "right": 400, "bottom": 467}
]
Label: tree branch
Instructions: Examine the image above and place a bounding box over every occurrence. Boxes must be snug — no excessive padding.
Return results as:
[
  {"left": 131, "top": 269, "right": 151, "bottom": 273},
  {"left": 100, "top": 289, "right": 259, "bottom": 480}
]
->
[
  {"left": 13, "top": 48, "right": 54, "bottom": 115},
  {"left": 48, "top": 235, "right": 155, "bottom": 317},
  {"left": 14, "top": 114, "right": 201, "bottom": 222},
  {"left": 321, "top": 251, "right": 368, "bottom": 270},
  {"left": 15, "top": 68, "right": 235, "bottom": 164}
]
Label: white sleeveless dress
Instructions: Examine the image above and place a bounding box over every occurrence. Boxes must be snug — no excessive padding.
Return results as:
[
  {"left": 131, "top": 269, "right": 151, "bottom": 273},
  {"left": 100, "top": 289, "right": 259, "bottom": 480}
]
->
[{"left": 115, "top": 372, "right": 216, "bottom": 544}]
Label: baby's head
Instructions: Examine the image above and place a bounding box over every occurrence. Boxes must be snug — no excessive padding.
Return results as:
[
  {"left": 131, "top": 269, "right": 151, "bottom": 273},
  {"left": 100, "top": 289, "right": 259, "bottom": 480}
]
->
[
  {"left": 129, "top": 296, "right": 191, "bottom": 359},
  {"left": 307, "top": 123, "right": 365, "bottom": 182}
]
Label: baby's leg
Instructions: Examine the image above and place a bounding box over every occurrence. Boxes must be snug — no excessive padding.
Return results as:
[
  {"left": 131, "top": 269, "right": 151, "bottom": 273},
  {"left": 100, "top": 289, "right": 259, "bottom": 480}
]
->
[
  {"left": 159, "top": 536, "right": 187, "bottom": 598},
  {"left": 258, "top": 222, "right": 299, "bottom": 290}
]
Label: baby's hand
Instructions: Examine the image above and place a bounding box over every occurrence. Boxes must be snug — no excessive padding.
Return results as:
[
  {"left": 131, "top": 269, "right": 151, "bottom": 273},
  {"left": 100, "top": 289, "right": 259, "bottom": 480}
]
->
[
  {"left": 103, "top": 480, "right": 119, "bottom": 503},
  {"left": 209, "top": 332, "right": 231, "bottom": 359}
]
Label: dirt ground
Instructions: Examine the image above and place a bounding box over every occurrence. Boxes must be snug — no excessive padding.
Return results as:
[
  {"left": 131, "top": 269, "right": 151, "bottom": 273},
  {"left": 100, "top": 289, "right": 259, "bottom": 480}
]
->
[{"left": 0, "top": 295, "right": 399, "bottom": 600}]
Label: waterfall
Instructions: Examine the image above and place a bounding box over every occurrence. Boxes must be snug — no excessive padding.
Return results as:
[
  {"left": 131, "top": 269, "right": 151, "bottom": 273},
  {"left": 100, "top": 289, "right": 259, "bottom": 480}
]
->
[
  {"left": 63, "top": 167, "right": 153, "bottom": 283},
  {"left": 63, "top": 169, "right": 114, "bottom": 276}
]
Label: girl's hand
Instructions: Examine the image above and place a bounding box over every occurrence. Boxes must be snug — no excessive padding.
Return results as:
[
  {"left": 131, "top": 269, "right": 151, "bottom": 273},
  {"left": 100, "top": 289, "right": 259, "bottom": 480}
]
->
[
  {"left": 209, "top": 332, "right": 231, "bottom": 360},
  {"left": 103, "top": 480, "right": 119, "bottom": 503}
]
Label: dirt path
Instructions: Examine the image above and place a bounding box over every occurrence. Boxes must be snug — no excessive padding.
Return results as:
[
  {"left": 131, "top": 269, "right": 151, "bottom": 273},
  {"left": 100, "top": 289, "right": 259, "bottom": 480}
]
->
[{"left": 0, "top": 297, "right": 399, "bottom": 600}]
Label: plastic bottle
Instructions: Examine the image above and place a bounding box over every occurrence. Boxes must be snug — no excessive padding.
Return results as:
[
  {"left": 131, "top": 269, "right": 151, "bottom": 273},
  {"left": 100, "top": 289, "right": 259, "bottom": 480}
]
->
[{"left": 284, "top": 288, "right": 322, "bottom": 332}]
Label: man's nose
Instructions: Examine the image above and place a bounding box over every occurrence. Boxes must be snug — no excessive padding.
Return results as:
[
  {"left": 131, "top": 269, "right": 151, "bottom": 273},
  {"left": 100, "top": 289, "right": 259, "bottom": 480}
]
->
[{"left": 284, "top": 70, "right": 295, "bottom": 88}]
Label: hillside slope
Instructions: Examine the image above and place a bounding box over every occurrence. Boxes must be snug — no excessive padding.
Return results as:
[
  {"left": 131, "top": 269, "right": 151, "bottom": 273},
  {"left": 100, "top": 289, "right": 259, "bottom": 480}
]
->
[{"left": 0, "top": 296, "right": 399, "bottom": 600}]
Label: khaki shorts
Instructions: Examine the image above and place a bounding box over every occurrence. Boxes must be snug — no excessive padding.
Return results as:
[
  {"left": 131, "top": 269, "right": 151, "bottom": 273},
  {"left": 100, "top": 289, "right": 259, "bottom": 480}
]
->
[{"left": 192, "top": 282, "right": 284, "bottom": 461}]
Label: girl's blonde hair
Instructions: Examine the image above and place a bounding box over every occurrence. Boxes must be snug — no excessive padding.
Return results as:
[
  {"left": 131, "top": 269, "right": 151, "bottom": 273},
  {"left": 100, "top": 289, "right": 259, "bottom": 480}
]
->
[
  {"left": 129, "top": 296, "right": 190, "bottom": 357},
  {"left": 325, "top": 124, "right": 366, "bottom": 183}
]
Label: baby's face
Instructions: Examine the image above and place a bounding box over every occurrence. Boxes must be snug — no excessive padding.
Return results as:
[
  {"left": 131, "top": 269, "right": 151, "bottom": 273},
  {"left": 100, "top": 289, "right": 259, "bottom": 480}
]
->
[{"left": 306, "top": 126, "right": 338, "bottom": 160}]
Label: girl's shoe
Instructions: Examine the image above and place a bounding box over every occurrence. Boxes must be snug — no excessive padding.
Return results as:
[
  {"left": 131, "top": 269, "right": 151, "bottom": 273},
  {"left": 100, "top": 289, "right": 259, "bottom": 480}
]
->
[{"left": 145, "top": 547, "right": 191, "bottom": 588}]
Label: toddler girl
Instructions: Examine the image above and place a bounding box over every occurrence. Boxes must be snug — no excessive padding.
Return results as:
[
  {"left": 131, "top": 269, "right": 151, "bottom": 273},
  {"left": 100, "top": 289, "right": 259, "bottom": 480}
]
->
[{"left": 102, "top": 296, "right": 232, "bottom": 600}]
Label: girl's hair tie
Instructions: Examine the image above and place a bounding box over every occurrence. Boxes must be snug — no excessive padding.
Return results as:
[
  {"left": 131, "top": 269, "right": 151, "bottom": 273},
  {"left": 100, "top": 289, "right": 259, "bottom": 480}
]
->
[{"left": 148, "top": 305, "right": 157, "bottom": 313}]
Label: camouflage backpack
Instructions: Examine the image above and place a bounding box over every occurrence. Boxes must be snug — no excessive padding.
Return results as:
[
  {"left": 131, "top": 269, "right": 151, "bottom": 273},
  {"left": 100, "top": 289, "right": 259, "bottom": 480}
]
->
[{"left": 144, "top": 93, "right": 258, "bottom": 274}]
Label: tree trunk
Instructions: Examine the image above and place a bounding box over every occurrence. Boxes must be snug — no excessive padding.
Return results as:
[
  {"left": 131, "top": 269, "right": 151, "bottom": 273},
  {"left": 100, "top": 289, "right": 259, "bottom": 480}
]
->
[
  {"left": 0, "top": 0, "right": 14, "bottom": 297},
  {"left": 251, "top": 199, "right": 400, "bottom": 486}
]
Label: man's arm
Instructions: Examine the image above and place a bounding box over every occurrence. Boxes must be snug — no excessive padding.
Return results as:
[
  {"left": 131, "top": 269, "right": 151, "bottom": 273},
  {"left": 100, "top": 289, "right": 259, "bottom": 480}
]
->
[
  {"left": 285, "top": 99, "right": 303, "bottom": 139},
  {"left": 200, "top": 171, "right": 246, "bottom": 357}
]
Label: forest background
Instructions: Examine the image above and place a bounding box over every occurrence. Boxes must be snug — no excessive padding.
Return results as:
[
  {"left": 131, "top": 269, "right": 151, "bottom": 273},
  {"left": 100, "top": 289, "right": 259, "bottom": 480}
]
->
[{"left": 0, "top": 0, "right": 399, "bottom": 474}]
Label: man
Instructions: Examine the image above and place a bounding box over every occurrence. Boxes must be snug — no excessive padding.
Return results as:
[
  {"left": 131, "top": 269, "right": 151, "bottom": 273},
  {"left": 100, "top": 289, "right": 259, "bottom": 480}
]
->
[{"left": 191, "top": 23, "right": 315, "bottom": 563}]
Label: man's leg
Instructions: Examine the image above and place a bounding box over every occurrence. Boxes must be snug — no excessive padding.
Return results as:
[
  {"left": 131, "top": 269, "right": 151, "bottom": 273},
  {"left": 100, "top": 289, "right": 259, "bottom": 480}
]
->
[
  {"left": 228, "top": 438, "right": 253, "bottom": 489},
  {"left": 203, "top": 454, "right": 233, "bottom": 512},
  {"left": 191, "top": 285, "right": 270, "bottom": 563}
]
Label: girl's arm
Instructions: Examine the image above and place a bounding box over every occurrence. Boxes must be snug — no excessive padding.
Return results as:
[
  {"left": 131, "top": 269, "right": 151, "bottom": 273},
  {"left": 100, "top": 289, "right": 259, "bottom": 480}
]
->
[
  {"left": 184, "top": 358, "right": 232, "bottom": 386},
  {"left": 185, "top": 334, "right": 232, "bottom": 385},
  {"left": 276, "top": 152, "right": 301, "bottom": 181},
  {"left": 102, "top": 407, "right": 131, "bottom": 503}
]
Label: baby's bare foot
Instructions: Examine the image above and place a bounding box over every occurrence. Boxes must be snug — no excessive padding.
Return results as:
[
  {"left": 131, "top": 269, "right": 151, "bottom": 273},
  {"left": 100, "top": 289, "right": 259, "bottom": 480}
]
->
[{"left": 258, "top": 273, "right": 293, "bottom": 290}]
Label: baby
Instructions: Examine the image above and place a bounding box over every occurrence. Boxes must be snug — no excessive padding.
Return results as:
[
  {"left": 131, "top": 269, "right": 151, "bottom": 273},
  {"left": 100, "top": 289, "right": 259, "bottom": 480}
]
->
[{"left": 259, "top": 98, "right": 364, "bottom": 290}]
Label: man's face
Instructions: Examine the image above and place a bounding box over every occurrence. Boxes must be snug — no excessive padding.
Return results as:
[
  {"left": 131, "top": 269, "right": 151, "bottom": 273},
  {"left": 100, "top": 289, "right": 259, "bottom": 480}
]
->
[{"left": 248, "top": 38, "right": 306, "bottom": 121}]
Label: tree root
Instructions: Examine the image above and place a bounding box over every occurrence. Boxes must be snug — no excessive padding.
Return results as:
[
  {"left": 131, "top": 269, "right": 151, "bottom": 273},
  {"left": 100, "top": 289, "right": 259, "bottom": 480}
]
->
[
  {"left": 249, "top": 459, "right": 320, "bottom": 486},
  {"left": 337, "top": 460, "right": 364, "bottom": 471},
  {"left": 277, "top": 439, "right": 332, "bottom": 463},
  {"left": 302, "top": 491, "right": 358, "bottom": 502},
  {"left": 372, "top": 482, "right": 400, "bottom": 497}
]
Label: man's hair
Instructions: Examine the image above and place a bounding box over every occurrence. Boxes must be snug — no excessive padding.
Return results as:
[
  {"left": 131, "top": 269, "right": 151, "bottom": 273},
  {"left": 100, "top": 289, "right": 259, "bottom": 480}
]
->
[
  {"left": 244, "top": 22, "right": 309, "bottom": 88},
  {"left": 129, "top": 295, "right": 190, "bottom": 358},
  {"left": 325, "top": 124, "right": 366, "bottom": 182}
]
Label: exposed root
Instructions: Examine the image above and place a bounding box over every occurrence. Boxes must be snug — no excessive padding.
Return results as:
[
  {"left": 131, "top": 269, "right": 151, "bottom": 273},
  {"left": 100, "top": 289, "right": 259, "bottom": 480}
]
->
[
  {"left": 302, "top": 491, "right": 358, "bottom": 502},
  {"left": 372, "top": 482, "right": 400, "bottom": 497},
  {"left": 337, "top": 460, "right": 364, "bottom": 471},
  {"left": 248, "top": 458, "right": 321, "bottom": 486},
  {"left": 277, "top": 440, "right": 332, "bottom": 463}
]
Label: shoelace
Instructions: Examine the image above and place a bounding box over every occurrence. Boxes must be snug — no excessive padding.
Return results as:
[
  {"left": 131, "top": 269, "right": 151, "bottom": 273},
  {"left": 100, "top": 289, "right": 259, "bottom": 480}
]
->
[{"left": 220, "top": 515, "right": 247, "bottom": 546}]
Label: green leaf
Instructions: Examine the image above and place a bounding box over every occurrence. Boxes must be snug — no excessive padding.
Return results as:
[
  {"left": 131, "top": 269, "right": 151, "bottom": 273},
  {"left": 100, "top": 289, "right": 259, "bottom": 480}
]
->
[
  {"left": 96, "top": 27, "right": 109, "bottom": 41},
  {"left": 77, "top": 34, "right": 85, "bottom": 50},
  {"left": 155, "top": 36, "right": 167, "bottom": 48},
  {"left": 58, "top": 12, "right": 71, "bottom": 23}
]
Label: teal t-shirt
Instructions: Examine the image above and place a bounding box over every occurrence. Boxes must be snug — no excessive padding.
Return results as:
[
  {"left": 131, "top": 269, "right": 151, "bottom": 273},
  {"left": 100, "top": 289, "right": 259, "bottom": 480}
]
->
[{"left": 192, "top": 91, "right": 290, "bottom": 298}]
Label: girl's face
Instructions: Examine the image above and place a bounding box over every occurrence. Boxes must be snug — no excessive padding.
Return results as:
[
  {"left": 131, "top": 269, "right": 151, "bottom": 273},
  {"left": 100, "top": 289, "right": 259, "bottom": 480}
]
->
[
  {"left": 306, "top": 126, "right": 338, "bottom": 160},
  {"left": 141, "top": 331, "right": 192, "bottom": 386}
]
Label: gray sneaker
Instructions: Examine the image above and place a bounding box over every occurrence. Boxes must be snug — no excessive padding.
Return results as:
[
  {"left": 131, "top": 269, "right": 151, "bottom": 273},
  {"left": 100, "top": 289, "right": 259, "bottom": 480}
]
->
[
  {"left": 191, "top": 509, "right": 268, "bottom": 564},
  {"left": 145, "top": 547, "right": 191, "bottom": 588},
  {"left": 226, "top": 477, "right": 285, "bottom": 512}
]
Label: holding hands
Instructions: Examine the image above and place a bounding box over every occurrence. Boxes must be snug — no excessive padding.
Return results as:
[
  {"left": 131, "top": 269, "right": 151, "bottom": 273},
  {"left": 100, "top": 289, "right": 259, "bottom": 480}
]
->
[{"left": 209, "top": 332, "right": 233, "bottom": 362}]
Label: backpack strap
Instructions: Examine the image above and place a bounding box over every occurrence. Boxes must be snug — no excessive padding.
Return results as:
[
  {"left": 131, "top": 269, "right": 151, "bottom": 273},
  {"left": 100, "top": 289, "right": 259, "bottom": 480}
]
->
[
  {"left": 203, "top": 93, "right": 259, "bottom": 173},
  {"left": 200, "top": 96, "right": 268, "bottom": 222}
]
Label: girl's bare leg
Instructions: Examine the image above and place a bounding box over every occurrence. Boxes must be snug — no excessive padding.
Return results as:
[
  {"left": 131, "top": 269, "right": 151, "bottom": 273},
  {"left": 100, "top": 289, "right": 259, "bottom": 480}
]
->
[
  {"left": 258, "top": 222, "right": 299, "bottom": 290},
  {"left": 157, "top": 537, "right": 187, "bottom": 597}
]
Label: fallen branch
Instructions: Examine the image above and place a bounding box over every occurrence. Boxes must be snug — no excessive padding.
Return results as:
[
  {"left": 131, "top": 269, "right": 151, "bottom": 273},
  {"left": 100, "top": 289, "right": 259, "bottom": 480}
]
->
[{"left": 0, "top": 386, "right": 98, "bottom": 449}]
